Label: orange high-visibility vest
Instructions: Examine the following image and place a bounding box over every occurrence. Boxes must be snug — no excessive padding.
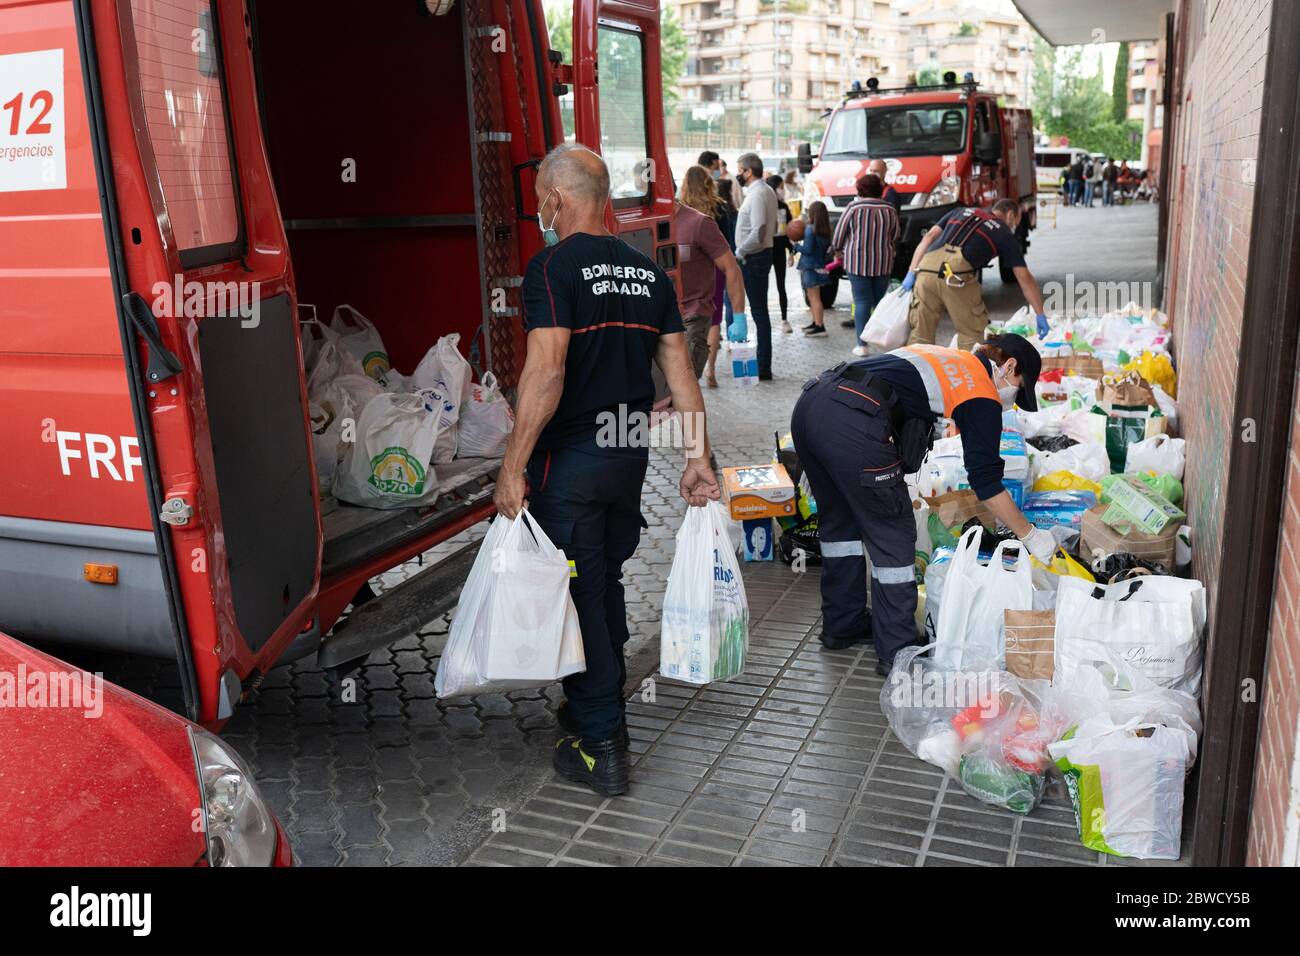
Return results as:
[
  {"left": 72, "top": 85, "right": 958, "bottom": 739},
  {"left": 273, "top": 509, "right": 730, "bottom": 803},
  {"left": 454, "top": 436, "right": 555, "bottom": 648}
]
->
[{"left": 895, "top": 345, "right": 999, "bottom": 417}]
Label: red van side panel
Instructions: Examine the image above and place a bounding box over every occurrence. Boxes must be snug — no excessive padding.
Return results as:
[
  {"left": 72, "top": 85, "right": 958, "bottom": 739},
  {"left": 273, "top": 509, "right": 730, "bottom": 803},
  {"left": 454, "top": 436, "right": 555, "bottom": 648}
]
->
[{"left": 0, "top": 0, "right": 150, "bottom": 532}]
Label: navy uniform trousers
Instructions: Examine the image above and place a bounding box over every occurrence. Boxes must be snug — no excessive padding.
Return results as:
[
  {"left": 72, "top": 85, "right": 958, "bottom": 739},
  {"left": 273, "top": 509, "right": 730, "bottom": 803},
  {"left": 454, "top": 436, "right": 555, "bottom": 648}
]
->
[
  {"left": 790, "top": 371, "right": 919, "bottom": 666},
  {"left": 524, "top": 443, "right": 648, "bottom": 740}
]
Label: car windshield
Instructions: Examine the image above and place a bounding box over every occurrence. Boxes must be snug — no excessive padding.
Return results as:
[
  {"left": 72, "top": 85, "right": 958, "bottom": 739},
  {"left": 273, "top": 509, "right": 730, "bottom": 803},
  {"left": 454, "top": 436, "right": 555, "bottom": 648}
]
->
[{"left": 821, "top": 104, "right": 968, "bottom": 158}]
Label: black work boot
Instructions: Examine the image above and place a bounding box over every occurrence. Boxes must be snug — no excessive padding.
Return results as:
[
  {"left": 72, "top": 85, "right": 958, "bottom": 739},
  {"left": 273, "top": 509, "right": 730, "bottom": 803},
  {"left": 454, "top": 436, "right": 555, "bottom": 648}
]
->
[
  {"left": 556, "top": 701, "right": 630, "bottom": 748},
  {"left": 820, "top": 612, "right": 873, "bottom": 650},
  {"left": 553, "top": 734, "right": 630, "bottom": 797}
]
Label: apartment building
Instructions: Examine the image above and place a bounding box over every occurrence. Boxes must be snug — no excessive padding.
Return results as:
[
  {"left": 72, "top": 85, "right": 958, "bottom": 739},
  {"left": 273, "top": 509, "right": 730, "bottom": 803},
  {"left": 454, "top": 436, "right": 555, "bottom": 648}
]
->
[
  {"left": 667, "top": 0, "right": 1033, "bottom": 152},
  {"left": 668, "top": 0, "right": 908, "bottom": 150},
  {"left": 1127, "top": 39, "right": 1163, "bottom": 170},
  {"left": 897, "top": 0, "right": 1034, "bottom": 106}
]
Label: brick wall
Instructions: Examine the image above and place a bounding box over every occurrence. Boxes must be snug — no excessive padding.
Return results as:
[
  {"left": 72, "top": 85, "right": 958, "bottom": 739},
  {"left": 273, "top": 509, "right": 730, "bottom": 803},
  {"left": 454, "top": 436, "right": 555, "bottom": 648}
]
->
[{"left": 1163, "top": 0, "right": 1299, "bottom": 866}]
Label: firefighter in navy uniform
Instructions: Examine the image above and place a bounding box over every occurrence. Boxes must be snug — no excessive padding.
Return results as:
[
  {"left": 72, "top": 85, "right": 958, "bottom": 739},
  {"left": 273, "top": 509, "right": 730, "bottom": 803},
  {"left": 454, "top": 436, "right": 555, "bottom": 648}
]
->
[
  {"left": 495, "top": 144, "right": 720, "bottom": 797},
  {"left": 902, "top": 198, "right": 1050, "bottom": 350},
  {"left": 790, "top": 334, "right": 1056, "bottom": 675}
]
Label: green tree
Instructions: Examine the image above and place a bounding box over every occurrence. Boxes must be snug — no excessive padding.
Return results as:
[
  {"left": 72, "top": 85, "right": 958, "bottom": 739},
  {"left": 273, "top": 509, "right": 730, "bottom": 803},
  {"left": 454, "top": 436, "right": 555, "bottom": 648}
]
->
[
  {"left": 1112, "top": 41, "right": 1129, "bottom": 123},
  {"left": 545, "top": 6, "right": 571, "bottom": 64},
  {"left": 957, "top": 21, "right": 979, "bottom": 38},
  {"left": 542, "top": 6, "right": 687, "bottom": 113},
  {"left": 917, "top": 62, "right": 942, "bottom": 86},
  {"left": 660, "top": 7, "right": 688, "bottom": 114},
  {"left": 1030, "top": 39, "right": 1142, "bottom": 160}
]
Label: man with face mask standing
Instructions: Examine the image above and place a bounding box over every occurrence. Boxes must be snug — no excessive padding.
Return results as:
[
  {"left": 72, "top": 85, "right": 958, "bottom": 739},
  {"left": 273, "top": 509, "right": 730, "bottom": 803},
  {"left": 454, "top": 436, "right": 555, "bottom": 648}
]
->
[
  {"left": 495, "top": 143, "right": 721, "bottom": 797},
  {"left": 732, "top": 152, "right": 779, "bottom": 379},
  {"left": 789, "top": 334, "right": 1054, "bottom": 674}
]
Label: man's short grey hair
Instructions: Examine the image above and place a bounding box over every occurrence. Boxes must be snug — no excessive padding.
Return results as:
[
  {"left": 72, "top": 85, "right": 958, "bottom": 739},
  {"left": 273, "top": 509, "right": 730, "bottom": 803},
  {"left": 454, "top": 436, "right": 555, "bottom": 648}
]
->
[
  {"left": 736, "top": 152, "right": 764, "bottom": 177},
  {"left": 538, "top": 143, "right": 610, "bottom": 206}
]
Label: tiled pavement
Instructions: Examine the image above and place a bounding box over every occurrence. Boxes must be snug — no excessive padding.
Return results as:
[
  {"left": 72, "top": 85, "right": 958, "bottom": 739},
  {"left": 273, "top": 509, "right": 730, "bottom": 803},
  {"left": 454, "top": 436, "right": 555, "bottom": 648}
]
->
[
  {"left": 67, "top": 205, "right": 1170, "bottom": 866},
  {"left": 463, "top": 562, "right": 1161, "bottom": 867}
]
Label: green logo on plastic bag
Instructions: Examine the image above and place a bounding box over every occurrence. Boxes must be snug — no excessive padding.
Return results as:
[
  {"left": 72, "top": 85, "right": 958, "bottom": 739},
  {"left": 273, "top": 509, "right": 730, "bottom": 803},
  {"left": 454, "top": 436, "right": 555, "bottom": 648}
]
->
[{"left": 368, "top": 446, "right": 426, "bottom": 496}]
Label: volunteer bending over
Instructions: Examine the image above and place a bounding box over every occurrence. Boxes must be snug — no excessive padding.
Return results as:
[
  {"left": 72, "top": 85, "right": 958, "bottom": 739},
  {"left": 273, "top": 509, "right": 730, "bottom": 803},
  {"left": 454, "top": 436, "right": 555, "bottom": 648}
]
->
[
  {"left": 790, "top": 334, "right": 1055, "bottom": 676},
  {"left": 901, "top": 199, "right": 1049, "bottom": 349},
  {"left": 495, "top": 143, "right": 720, "bottom": 798}
]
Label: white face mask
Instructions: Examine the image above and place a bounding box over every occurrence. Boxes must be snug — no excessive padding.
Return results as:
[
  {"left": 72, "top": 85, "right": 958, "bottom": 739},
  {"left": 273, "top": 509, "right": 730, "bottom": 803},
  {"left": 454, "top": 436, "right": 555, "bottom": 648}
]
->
[{"left": 992, "top": 361, "right": 1019, "bottom": 409}]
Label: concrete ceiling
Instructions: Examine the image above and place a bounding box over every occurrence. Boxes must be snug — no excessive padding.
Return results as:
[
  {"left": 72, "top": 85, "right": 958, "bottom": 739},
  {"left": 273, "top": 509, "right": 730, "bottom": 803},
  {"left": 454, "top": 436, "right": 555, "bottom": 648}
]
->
[{"left": 1011, "top": 0, "right": 1172, "bottom": 45}]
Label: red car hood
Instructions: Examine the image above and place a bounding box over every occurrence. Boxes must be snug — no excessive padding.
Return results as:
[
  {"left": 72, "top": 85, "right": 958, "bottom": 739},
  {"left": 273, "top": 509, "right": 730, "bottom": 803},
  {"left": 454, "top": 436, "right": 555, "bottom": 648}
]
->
[{"left": 0, "top": 635, "right": 205, "bottom": 866}]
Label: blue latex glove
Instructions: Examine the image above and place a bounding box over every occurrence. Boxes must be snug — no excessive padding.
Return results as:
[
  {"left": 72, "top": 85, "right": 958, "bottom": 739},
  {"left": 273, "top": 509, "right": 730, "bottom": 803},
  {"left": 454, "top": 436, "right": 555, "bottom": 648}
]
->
[
  {"left": 728, "top": 310, "right": 748, "bottom": 343},
  {"left": 1035, "top": 313, "right": 1050, "bottom": 338},
  {"left": 900, "top": 271, "right": 917, "bottom": 292}
]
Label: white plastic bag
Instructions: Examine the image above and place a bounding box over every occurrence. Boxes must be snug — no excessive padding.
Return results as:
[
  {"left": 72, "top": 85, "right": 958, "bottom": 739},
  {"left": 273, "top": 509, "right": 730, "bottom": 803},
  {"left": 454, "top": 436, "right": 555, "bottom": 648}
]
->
[
  {"left": 860, "top": 287, "right": 911, "bottom": 352},
  {"left": 661, "top": 501, "right": 749, "bottom": 684},
  {"left": 435, "top": 513, "right": 586, "bottom": 698},
  {"left": 1053, "top": 575, "right": 1207, "bottom": 695},
  {"left": 922, "top": 546, "right": 954, "bottom": 642},
  {"left": 1124, "top": 434, "right": 1185, "bottom": 481},
  {"left": 412, "top": 333, "right": 473, "bottom": 405},
  {"left": 328, "top": 304, "right": 391, "bottom": 381},
  {"left": 332, "top": 393, "right": 442, "bottom": 508},
  {"left": 1047, "top": 678, "right": 1199, "bottom": 862},
  {"left": 1032, "top": 440, "right": 1109, "bottom": 483},
  {"left": 458, "top": 371, "right": 514, "bottom": 459},
  {"left": 412, "top": 334, "right": 474, "bottom": 462},
  {"left": 933, "top": 527, "right": 1032, "bottom": 669}
]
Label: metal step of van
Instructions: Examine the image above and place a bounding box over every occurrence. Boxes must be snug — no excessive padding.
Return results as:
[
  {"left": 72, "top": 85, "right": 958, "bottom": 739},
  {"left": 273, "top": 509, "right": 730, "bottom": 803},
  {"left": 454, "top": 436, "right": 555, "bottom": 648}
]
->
[{"left": 316, "top": 538, "right": 482, "bottom": 671}]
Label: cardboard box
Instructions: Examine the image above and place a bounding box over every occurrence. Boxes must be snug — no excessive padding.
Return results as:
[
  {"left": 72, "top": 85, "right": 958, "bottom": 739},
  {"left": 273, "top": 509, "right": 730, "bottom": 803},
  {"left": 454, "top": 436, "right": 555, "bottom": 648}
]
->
[
  {"left": 1103, "top": 473, "right": 1185, "bottom": 534},
  {"left": 1041, "top": 354, "right": 1105, "bottom": 377},
  {"left": 922, "top": 489, "right": 996, "bottom": 531},
  {"left": 723, "top": 464, "right": 796, "bottom": 521},
  {"left": 1004, "top": 609, "right": 1055, "bottom": 680},
  {"left": 1079, "top": 503, "right": 1178, "bottom": 571}
]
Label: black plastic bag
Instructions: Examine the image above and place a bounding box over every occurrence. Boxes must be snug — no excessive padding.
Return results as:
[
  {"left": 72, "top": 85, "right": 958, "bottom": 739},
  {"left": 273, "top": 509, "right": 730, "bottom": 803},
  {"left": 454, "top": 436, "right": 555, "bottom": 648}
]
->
[
  {"left": 1027, "top": 435, "right": 1079, "bottom": 453},
  {"left": 1096, "top": 552, "right": 1169, "bottom": 581}
]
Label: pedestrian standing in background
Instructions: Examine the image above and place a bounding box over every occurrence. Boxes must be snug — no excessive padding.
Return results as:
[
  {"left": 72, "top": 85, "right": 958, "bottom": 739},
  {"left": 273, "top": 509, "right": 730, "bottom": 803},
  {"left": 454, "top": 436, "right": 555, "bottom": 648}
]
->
[
  {"left": 1103, "top": 158, "right": 1118, "bottom": 207},
  {"left": 697, "top": 149, "right": 721, "bottom": 179},
  {"left": 732, "top": 152, "right": 779, "bottom": 380},
  {"left": 866, "top": 158, "right": 904, "bottom": 213},
  {"left": 783, "top": 168, "right": 803, "bottom": 217},
  {"left": 767, "top": 174, "right": 794, "bottom": 335},
  {"left": 675, "top": 165, "right": 746, "bottom": 383},
  {"left": 719, "top": 158, "right": 743, "bottom": 210},
  {"left": 830, "top": 172, "right": 899, "bottom": 357},
  {"left": 792, "top": 200, "right": 834, "bottom": 336},
  {"left": 1066, "top": 159, "right": 1083, "bottom": 206},
  {"left": 1084, "top": 158, "right": 1102, "bottom": 208},
  {"left": 712, "top": 164, "right": 741, "bottom": 342}
]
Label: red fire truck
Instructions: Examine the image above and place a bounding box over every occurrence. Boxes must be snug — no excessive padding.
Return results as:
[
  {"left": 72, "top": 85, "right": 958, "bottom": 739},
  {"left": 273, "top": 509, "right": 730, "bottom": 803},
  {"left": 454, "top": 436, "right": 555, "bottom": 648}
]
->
[
  {"left": 0, "top": 0, "right": 676, "bottom": 724},
  {"left": 797, "top": 74, "right": 1037, "bottom": 286}
]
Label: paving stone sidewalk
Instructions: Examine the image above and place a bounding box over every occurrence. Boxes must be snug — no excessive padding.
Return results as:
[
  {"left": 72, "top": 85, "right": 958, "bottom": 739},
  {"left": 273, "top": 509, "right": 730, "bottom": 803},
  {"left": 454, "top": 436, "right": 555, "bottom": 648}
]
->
[{"left": 463, "top": 561, "right": 1174, "bottom": 867}]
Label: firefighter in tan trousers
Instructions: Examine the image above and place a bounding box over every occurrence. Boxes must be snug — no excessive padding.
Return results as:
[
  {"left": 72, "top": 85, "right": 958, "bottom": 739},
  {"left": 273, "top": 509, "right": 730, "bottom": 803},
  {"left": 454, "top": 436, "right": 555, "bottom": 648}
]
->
[{"left": 899, "top": 199, "right": 1051, "bottom": 349}]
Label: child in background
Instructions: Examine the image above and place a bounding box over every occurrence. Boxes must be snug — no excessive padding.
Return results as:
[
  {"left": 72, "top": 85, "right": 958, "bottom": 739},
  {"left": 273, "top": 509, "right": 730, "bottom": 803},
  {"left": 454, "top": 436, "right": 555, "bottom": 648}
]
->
[{"left": 792, "top": 201, "right": 834, "bottom": 336}]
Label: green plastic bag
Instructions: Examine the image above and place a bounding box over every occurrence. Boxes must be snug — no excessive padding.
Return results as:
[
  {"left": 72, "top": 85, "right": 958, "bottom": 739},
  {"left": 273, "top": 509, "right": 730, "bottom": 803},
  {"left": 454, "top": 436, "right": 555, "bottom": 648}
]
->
[
  {"left": 958, "top": 751, "right": 1044, "bottom": 815},
  {"left": 928, "top": 513, "right": 959, "bottom": 551}
]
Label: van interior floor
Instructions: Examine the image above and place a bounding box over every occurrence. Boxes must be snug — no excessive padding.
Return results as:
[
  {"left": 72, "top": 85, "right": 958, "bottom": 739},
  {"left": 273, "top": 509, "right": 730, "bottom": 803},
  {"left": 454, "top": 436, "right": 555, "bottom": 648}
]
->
[{"left": 320, "top": 458, "right": 500, "bottom": 578}]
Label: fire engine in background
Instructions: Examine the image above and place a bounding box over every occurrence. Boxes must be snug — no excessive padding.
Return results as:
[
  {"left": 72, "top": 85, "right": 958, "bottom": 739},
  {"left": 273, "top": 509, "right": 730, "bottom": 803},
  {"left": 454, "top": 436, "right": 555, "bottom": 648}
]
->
[
  {"left": 797, "top": 72, "right": 1037, "bottom": 287},
  {"left": 0, "top": 0, "right": 675, "bottom": 725}
]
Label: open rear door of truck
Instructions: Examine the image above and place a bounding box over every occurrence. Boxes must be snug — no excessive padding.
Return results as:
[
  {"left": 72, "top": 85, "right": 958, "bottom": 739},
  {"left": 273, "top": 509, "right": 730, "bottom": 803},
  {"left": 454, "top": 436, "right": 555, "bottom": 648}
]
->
[
  {"left": 81, "top": 0, "right": 320, "bottom": 723},
  {"left": 572, "top": 0, "right": 678, "bottom": 279}
]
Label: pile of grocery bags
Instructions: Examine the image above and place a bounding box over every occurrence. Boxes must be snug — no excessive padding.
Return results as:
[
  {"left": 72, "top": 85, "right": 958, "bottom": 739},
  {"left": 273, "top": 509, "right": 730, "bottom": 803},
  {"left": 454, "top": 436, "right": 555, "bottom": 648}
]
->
[
  {"left": 301, "top": 305, "right": 515, "bottom": 507},
  {"left": 891, "top": 301, "right": 1201, "bottom": 860}
]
